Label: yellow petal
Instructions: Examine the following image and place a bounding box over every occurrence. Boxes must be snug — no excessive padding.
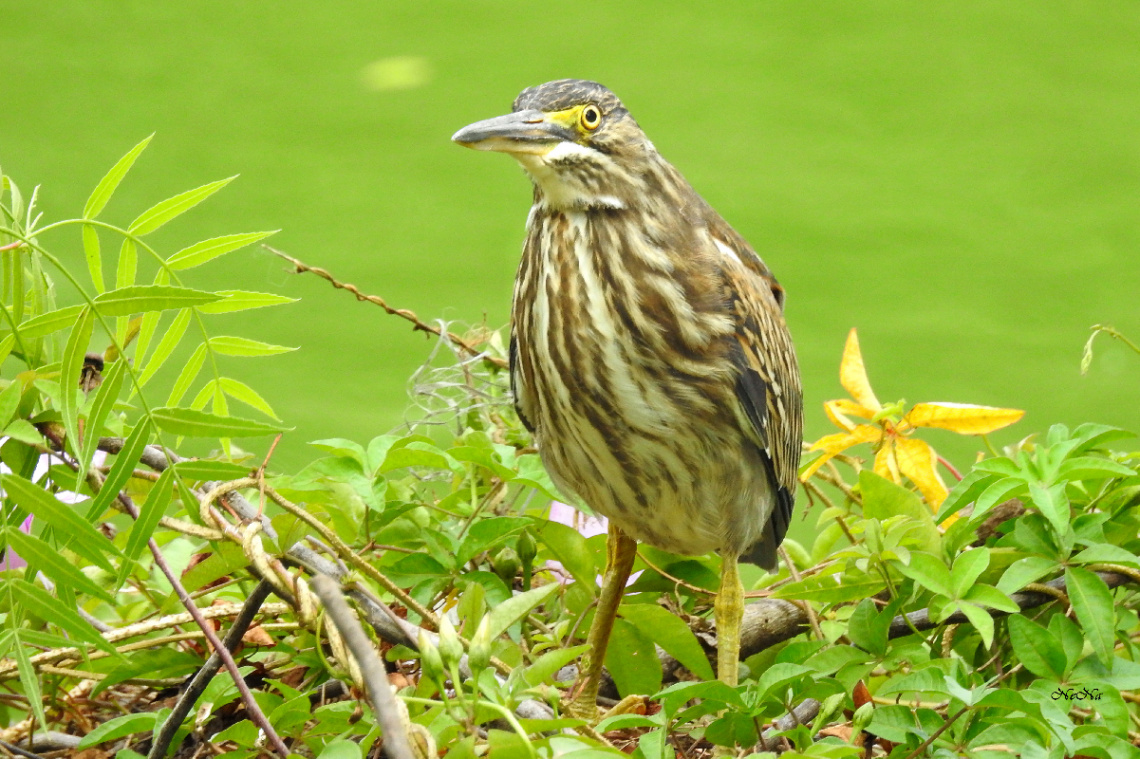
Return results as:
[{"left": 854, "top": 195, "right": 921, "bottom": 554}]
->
[
  {"left": 839, "top": 328, "right": 881, "bottom": 413},
  {"left": 801, "top": 426, "right": 881, "bottom": 480},
  {"left": 824, "top": 398, "right": 876, "bottom": 432},
  {"left": 894, "top": 437, "right": 948, "bottom": 509},
  {"left": 905, "top": 402, "right": 1025, "bottom": 435},
  {"left": 873, "top": 439, "right": 901, "bottom": 483}
]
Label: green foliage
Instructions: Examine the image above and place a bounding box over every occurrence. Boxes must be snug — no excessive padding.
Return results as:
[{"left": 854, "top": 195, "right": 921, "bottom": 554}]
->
[{"left": 2, "top": 155, "right": 1139, "bottom": 759}]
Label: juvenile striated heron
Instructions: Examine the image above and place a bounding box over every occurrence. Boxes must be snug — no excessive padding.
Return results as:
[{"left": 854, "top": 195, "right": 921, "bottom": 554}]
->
[{"left": 453, "top": 79, "right": 802, "bottom": 719}]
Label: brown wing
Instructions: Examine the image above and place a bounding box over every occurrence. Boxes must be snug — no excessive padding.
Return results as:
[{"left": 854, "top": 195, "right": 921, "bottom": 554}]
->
[{"left": 711, "top": 222, "right": 803, "bottom": 554}]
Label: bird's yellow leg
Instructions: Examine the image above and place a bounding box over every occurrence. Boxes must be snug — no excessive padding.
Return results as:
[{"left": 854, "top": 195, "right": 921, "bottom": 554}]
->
[
  {"left": 567, "top": 523, "right": 637, "bottom": 720},
  {"left": 715, "top": 553, "right": 743, "bottom": 687}
]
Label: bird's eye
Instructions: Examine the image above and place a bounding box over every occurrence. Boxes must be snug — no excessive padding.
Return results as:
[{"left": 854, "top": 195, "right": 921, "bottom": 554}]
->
[{"left": 580, "top": 105, "right": 601, "bottom": 130}]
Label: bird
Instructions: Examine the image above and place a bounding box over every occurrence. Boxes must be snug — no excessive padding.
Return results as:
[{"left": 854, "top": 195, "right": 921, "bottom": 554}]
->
[{"left": 452, "top": 79, "right": 802, "bottom": 719}]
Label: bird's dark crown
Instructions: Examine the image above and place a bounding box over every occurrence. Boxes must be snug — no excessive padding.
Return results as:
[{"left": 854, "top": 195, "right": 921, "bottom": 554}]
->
[{"left": 513, "top": 79, "right": 629, "bottom": 121}]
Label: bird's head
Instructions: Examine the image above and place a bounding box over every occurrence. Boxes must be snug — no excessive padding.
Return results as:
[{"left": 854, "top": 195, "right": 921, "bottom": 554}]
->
[{"left": 452, "top": 79, "right": 655, "bottom": 210}]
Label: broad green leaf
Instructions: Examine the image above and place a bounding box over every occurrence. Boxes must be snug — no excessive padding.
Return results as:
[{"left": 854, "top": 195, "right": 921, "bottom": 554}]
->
[
  {"left": 128, "top": 176, "right": 235, "bottom": 236},
  {"left": 172, "top": 459, "right": 251, "bottom": 481},
  {"left": 2, "top": 419, "right": 43, "bottom": 445},
  {"left": 167, "top": 231, "right": 277, "bottom": 270},
  {"left": 845, "top": 598, "right": 893, "bottom": 656},
  {"left": 149, "top": 406, "right": 286, "bottom": 438},
  {"left": 87, "top": 420, "right": 152, "bottom": 521},
  {"left": 620, "top": 603, "right": 714, "bottom": 680},
  {"left": 94, "top": 285, "right": 224, "bottom": 316},
  {"left": 962, "top": 584, "right": 1019, "bottom": 612},
  {"left": 381, "top": 442, "right": 458, "bottom": 473},
  {"left": 165, "top": 343, "right": 207, "bottom": 406},
  {"left": 772, "top": 572, "right": 885, "bottom": 604},
  {"left": 1070, "top": 544, "right": 1140, "bottom": 567},
  {"left": 1056, "top": 456, "right": 1135, "bottom": 481},
  {"left": 0, "top": 378, "right": 22, "bottom": 428},
  {"left": 1065, "top": 567, "right": 1115, "bottom": 667},
  {"left": 4, "top": 528, "right": 114, "bottom": 602},
  {"left": 76, "top": 712, "right": 160, "bottom": 749},
  {"left": 606, "top": 617, "right": 661, "bottom": 697},
  {"left": 59, "top": 307, "right": 94, "bottom": 457},
  {"left": 218, "top": 377, "right": 279, "bottom": 419},
  {"left": 972, "top": 477, "right": 1028, "bottom": 520},
  {"left": 996, "top": 556, "right": 1059, "bottom": 596},
  {"left": 957, "top": 602, "right": 995, "bottom": 647},
  {"left": 83, "top": 134, "right": 153, "bottom": 219},
  {"left": 119, "top": 469, "right": 173, "bottom": 581},
  {"left": 950, "top": 548, "right": 989, "bottom": 598},
  {"left": 483, "top": 582, "right": 560, "bottom": 642},
  {"left": 195, "top": 290, "right": 297, "bottom": 314},
  {"left": 537, "top": 520, "right": 597, "bottom": 590},
  {"left": 208, "top": 336, "right": 296, "bottom": 357},
  {"left": 523, "top": 644, "right": 589, "bottom": 687},
  {"left": 10, "top": 579, "right": 119, "bottom": 656},
  {"left": 136, "top": 308, "right": 192, "bottom": 388},
  {"left": 82, "top": 225, "right": 104, "bottom": 292},
  {"left": 754, "top": 662, "right": 814, "bottom": 700},
  {"left": 1028, "top": 482, "right": 1069, "bottom": 536},
  {"left": 897, "top": 552, "right": 953, "bottom": 597},
  {"left": 1, "top": 473, "right": 117, "bottom": 571},
  {"left": 16, "top": 304, "right": 77, "bottom": 342},
  {"left": 1007, "top": 615, "right": 1066, "bottom": 679},
  {"left": 77, "top": 358, "right": 127, "bottom": 488},
  {"left": 316, "top": 739, "right": 363, "bottom": 759},
  {"left": 860, "top": 471, "right": 940, "bottom": 553}
]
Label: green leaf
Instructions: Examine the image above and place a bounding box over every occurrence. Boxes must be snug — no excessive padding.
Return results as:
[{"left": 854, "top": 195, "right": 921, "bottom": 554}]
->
[
  {"left": 135, "top": 308, "right": 192, "bottom": 388},
  {"left": 316, "top": 739, "right": 363, "bottom": 759},
  {"left": 10, "top": 579, "right": 120, "bottom": 656},
  {"left": 0, "top": 473, "right": 116, "bottom": 572},
  {"left": 0, "top": 378, "right": 23, "bottom": 429},
  {"left": 218, "top": 377, "right": 279, "bottom": 419},
  {"left": 93, "top": 285, "right": 224, "bottom": 316},
  {"left": 194, "top": 290, "right": 297, "bottom": 314},
  {"left": 165, "top": 343, "right": 207, "bottom": 406},
  {"left": 753, "top": 662, "right": 813, "bottom": 700},
  {"left": 1065, "top": 567, "right": 1116, "bottom": 667},
  {"left": 606, "top": 618, "right": 661, "bottom": 697},
  {"left": 9, "top": 631, "right": 47, "bottom": 729},
  {"left": 2, "top": 419, "right": 43, "bottom": 445},
  {"left": 1056, "top": 456, "right": 1136, "bottom": 481},
  {"left": 973, "top": 477, "right": 1028, "bottom": 520},
  {"left": 84, "top": 134, "right": 153, "bottom": 219},
  {"left": 118, "top": 469, "right": 173, "bottom": 583},
  {"left": 997, "top": 556, "right": 1059, "bottom": 595},
  {"left": 149, "top": 407, "right": 287, "bottom": 438},
  {"left": 1070, "top": 544, "right": 1140, "bottom": 567},
  {"left": 167, "top": 231, "right": 277, "bottom": 270},
  {"left": 115, "top": 238, "right": 137, "bottom": 291},
  {"left": 897, "top": 552, "right": 953, "bottom": 597},
  {"left": 620, "top": 603, "right": 715, "bottom": 680},
  {"left": 82, "top": 225, "right": 104, "bottom": 292},
  {"left": 483, "top": 582, "right": 561, "bottom": 642},
  {"left": 523, "top": 644, "right": 590, "bottom": 687},
  {"left": 935, "top": 470, "right": 999, "bottom": 523},
  {"left": 845, "top": 598, "right": 893, "bottom": 656},
  {"left": 1027, "top": 482, "right": 1069, "bottom": 536},
  {"left": 172, "top": 459, "right": 251, "bottom": 481},
  {"left": 962, "top": 584, "right": 1019, "bottom": 612},
  {"left": 1007, "top": 615, "right": 1066, "bottom": 679},
  {"left": 772, "top": 572, "right": 885, "bottom": 603},
  {"left": 87, "top": 420, "right": 151, "bottom": 521},
  {"left": 128, "top": 176, "right": 235, "bottom": 236},
  {"left": 538, "top": 520, "right": 598, "bottom": 590},
  {"left": 78, "top": 358, "right": 127, "bottom": 487},
  {"left": 4, "top": 528, "right": 114, "bottom": 602},
  {"left": 949, "top": 548, "right": 989, "bottom": 598},
  {"left": 60, "top": 307, "right": 94, "bottom": 457},
  {"left": 13, "top": 305, "right": 85, "bottom": 338},
  {"left": 957, "top": 602, "right": 995, "bottom": 648},
  {"left": 207, "top": 336, "right": 297, "bottom": 357},
  {"left": 77, "top": 712, "right": 161, "bottom": 749},
  {"left": 860, "top": 471, "right": 940, "bottom": 553}
]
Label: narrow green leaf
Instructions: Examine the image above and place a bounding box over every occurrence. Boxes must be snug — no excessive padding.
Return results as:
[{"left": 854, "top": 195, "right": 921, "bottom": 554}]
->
[
  {"left": 935, "top": 470, "right": 999, "bottom": 523},
  {"left": 60, "top": 307, "right": 94, "bottom": 457},
  {"left": 94, "top": 285, "right": 224, "bottom": 316},
  {"left": 167, "top": 231, "right": 277, "bottom": 270},
  {"left": 1007, "top": 615, "right": 1066, "bottom": 679},
  {"left": 522, "top": 644, "right": 589, "bottom": 687},
  {"left": 165, "top": 343, "right": 207, "bottom": 406},
  {"left": 128, "top": 177, "right": 235, "bottom": 236},
  {"left": 218, "top": 377, "right": 279, "bottom": 419},
  {"left": 172, "top": 459, "right": 251, "bottom": 481},
  {"left": 1055, "top": 456, "right": 1136, "bottom": 481},
  {"left": 195, "top": 290, "right": 297, "bottom": 314},
  {"left": 4, "top": 529, "right": 114, "bottom": 602},
  {"left": 136, "top": 308, "right": 191, "bottom": 388},
  {"left": 115, "top": 238, "right": 137, "bottom": 290},
  {"left": 484, "top": 582, "right": 560, "bottom": 642},
  {"left": 773, "top": 573, "right": 885, "bottom": 603},
  {"left": 10, "top": 631, "right": 47, "bottom": 729},
  {"left": 207, "top": 336, "right": 297, "bottom": 357},
  {"left": 997, "top": 556, "right": 1058, "bottom": 595},
  {"left": 620, "top": 603, "right": 714, "bottom": 680},
  {"left": 0, "top": 333, "right": 15, "bottom": 366},
  {"left": 82, "top": 225, "right": 105, "bottom": 292},
  {"left": 84, "top": 134, "right": 153, "bottom": 219},
  {"left": 1, "top": 473, "right": 117, "bottom": 571},
  {"left": 133, "top": 309, "right": 161, "bottom": 369},
  {"left": 119, "top": 469, "right": 173, "bottom": 578},
  {"left": 77, "top": 359, "right": 128, "bottom": 487},
  {"left": 149, "top": 406, "right": 287, "bottom": 438},
  {"left": 0, "top": 379, "right": 22, "bottom": 429},
  {"left": 606, "top": 618, "right": 661, "bottom": 697},
  {"left": 87, "top": 420, "right": 152, "bottom": 521},
  {"left": 17, "top": 305, "right": 84, "bottom": 339},
  {"left": 77, "top": 712, "right": 160, "bottom": 749},
  {"left": 1065, "top": 567, "right": 1116, "bottom": 667},
  {"left": 949, "top": 548, "right": 990, "bottom": 598},
  {"left": 10, "top": 579, "right": 119, "bottom": 656}
]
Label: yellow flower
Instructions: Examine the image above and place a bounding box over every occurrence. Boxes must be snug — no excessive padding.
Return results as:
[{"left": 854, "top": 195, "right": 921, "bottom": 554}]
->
[{"left": 802, "top": 329, "right": 1024, "bottom": 508}]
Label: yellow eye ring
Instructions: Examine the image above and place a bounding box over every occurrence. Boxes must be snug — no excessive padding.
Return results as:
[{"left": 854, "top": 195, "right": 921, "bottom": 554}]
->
[{"left": 580, "top": 105, "right": 602, "bottom": 131}]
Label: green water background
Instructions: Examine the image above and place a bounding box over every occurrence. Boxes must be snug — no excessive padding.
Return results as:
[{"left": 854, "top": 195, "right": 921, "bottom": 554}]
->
[{"left": 2, "top": 1, "right": 1138, "bottom": 472}]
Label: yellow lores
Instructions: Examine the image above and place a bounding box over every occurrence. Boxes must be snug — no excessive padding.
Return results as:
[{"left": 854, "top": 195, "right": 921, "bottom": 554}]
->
[{"left": 803, "top": 329, "right": 1024, "bottom": 509}]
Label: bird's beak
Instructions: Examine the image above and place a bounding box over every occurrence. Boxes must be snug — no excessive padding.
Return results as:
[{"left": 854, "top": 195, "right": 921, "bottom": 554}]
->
[{"left": 451, "top": 109, "right": 575, "bottom": 155}]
